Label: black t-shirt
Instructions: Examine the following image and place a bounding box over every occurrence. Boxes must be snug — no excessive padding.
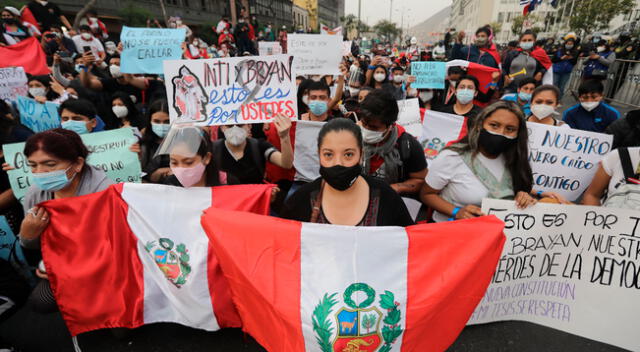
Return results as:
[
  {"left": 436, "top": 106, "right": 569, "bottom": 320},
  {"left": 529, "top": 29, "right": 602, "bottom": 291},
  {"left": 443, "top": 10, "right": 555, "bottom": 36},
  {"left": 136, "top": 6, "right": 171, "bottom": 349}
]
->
[
  {"left": 213, "top": 138, "right": 276, "bottom": 184},
  {"left": 281, "top": 176, "right": 414, "bottom": 227},
  {"left": 437, "top": 104, "right": 482, "bottom": 129},
  {"left": 27, "top": 1, "right": 62, "bottom": 31},
  {"left": 99, "top": 78, "right": 142, "bottom": 103}
]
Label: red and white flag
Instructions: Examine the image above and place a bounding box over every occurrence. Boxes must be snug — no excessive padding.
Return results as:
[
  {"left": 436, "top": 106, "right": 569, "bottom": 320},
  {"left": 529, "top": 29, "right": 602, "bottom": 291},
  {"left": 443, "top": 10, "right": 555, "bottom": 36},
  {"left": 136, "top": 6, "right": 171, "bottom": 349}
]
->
[
  {"left": 41, "top": 183, "right": 273, "bottom": 336},
  {"left": 419, "top": 110, "right": 467, "bottom": 160},
  {"left": 446, "top": 60, "right": 500, "bottom": 94},
  {"left": 201, "top": 209, "right": 506, "bottom": 352}
]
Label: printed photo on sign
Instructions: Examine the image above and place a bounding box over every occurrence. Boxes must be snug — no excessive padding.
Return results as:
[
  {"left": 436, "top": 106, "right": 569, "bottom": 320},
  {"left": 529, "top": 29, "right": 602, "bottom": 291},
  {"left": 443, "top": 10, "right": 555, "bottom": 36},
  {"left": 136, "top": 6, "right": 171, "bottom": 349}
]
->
[
  {"left": 17, "top": 96, "right": 61, "bottom": 133},
  {"left": 527, "top": 122, "right": 612, "bottom": 201},
  {"left": 396, "top": 99, "right": 422, "bottom": 139},
  {"left": 0, "top": 67, "right": 28, "bottom": 103},
  {"left": 163, "top": 55, "right": 297, "bottom": 126},
  {"left": 472, "top": 199, "right": 640, "bottom": 352},
  {"left": 258, "top": 42, "right": 283, "bottom": 56},
  {"left": 120, "top": 26, "right": 186, "bottom": 74},
  {"left": 287, "top": 34, "right": 342, "bottom": 75},
  {"left": 3, "top": 128, "right": 142, "bottom": 203},
  {"left": 411, "top": 62, "right": 446, "bottom": 89},
  {"left": 419, "top": 110, "right": 466, "bottom": 160}
]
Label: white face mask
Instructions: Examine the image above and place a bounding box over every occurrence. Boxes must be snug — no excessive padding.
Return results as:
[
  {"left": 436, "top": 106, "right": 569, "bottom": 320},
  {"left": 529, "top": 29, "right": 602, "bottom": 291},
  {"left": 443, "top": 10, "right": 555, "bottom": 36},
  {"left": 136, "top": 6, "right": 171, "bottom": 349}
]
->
[
  {"left": 419, "top": 91, "right": 434, "bottom": 102},
  {"left": 581, "top": 101, "right": 600, "bottom": 111},
  {"left": 81, "top": 32, "right": 92, "bottom": 40},
  {"left": 596, "top": 46, "right": 606, "bottom": 53},
  {"left": 29, "top": 87, "right": 46, "bottom": 97},
  {"left": 373, "top": 73, "right": 386, "bottom": 82},
  {"left": 393, "top": 75, "right": 405, "bottom": 83},
  {"left": 112, "top": 105, "right": 128, "bottom": 118},
  {"left": 109, "top": 64, "right": 122, "bottom": 78},
  {"left": 224, "top": 126, "right": 248, "bottom": 146},
  {"left": 360, "top": 126, "right": 387, "bottom": 144},
  {"left": 530, "top": 104, "right": 555, "bottom": 118}
]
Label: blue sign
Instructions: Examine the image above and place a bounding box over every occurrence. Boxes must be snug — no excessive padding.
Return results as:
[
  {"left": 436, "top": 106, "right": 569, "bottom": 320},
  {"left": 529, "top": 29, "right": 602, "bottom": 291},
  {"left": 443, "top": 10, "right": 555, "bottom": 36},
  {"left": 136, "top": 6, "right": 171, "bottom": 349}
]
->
[
  {"left": 17, "top": 96, "right": 61, "bottom": 133},
  {"left": 0, "top": 215, "right": 25, "bottom": 263},
  {"left": 121, "top": 26, "right": 186, "bottom": 74},
  {"left": 411, "top": 61, "right": 446, "bottom": 89}
]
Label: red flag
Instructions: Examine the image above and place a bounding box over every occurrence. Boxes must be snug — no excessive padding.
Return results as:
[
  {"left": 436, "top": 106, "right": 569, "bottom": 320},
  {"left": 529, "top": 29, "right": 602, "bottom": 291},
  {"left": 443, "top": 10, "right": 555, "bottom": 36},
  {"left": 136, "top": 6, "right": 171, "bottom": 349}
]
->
[
  {"left": 201, "top": 209, "right": 505, "bottom": 352},
  {"left": 41, "top": 183, "right": 273, "bottom": 336},
  {"left": 530, "top": 46, "right": 552, "bottom": 70},
  {"left": 20, "top": 7, "right": 40, "bottom": 33},
  {"left": 480, "top": 43, "right": 502, "bottom": 65},
  {"left": 446, "top": 60, "right": 500, "bottom": 94},
  {"left": 0, "top": 37, "right": 49, "bottom": 75}
]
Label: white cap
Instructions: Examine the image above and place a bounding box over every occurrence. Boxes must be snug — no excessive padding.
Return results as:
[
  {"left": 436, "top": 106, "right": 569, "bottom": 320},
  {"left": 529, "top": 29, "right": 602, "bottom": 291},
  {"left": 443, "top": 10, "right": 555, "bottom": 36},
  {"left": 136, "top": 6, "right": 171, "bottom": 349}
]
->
[{"left": 3, "top": 6, "right": 20, "bottom": 17}]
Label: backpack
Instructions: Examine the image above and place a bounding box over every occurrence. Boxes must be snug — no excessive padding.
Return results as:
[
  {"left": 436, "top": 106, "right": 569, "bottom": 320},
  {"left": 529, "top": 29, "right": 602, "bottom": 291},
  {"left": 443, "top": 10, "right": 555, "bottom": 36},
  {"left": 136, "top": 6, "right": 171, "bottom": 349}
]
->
[{"left": 603, "top": 148, "right": 640, "bottom": 210}]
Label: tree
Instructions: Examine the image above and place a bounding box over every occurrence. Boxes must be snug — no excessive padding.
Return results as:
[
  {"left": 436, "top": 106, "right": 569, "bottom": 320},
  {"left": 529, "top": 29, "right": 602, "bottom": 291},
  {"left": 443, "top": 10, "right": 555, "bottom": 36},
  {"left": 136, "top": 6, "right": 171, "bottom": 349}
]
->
[
  {"left": 361, "top": 314, "right": 376, "bottom": 334},
  {"left": 118, "top": 3, "right": 153, "bottom": 27},
  {"left": 511, "top": 14, "right": 541, "bottom": 36},
  {"left": 373, "top": 20, "right": 401, "bottom": 42},
  {"left": 488, "top": 22, "right": 503, "bottom": 36},
  {"left": 555, "top": 0, "right": 635, "bottom": 34},
  {"left": 341, "top": 14, "right": 370, "bottom": 38}
]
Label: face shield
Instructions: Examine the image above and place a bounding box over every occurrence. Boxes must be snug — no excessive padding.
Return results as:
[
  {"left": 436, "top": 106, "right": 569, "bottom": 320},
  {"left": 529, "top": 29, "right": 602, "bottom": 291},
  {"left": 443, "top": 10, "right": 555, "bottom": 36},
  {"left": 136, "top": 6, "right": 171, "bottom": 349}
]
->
[{"left": 154, "top": 124, "right": 209, "bottom": 159}]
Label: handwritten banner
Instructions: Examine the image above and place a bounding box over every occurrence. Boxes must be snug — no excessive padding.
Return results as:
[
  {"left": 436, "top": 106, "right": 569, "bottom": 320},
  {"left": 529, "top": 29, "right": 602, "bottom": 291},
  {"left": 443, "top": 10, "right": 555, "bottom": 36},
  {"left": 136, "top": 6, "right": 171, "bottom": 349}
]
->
[
  {"left": 396, "top": 98, "right": 422, "bottom": 138},
  {"left": 17, "top": 96, "right": 60, "bottom": 133},
  {"left": 3, "top": 128, "right": 142, "bottom": 203},
  {"left": 287, "top": 34, "right": 341, "bottom": 75},
  {"left": 163, "top": 55, "right": 297, "bottom": 125},
  {"left": 293, "top": 120, "right": 324, "bottom": 183},
  {"left": 472, "top": 199, "right": 640, "bottom": 352},
  {"left": 120, "top": 26, "right": 186, "bottom": 74},
  {"left": 527, "top": 122, "right": 612, "bottom": 201},
  {"left": 411, "top": 61, "right": 446, "bottom": 89},
  {"left": 0, "top": 67, "right": 28, "bottom": 102},
  {"left": 419, "top": 110, "right": 466, "bottom": 160},
  {"left": 258, "top": 42, "right": 283, "bottom": 56}
]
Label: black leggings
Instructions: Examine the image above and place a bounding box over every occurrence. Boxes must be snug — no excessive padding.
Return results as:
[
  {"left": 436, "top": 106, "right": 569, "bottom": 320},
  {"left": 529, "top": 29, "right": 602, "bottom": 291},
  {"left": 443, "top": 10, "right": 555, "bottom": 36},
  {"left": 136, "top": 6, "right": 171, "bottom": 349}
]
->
[{"left": 27, "top": 279, "right": 59, "bottom": 314}]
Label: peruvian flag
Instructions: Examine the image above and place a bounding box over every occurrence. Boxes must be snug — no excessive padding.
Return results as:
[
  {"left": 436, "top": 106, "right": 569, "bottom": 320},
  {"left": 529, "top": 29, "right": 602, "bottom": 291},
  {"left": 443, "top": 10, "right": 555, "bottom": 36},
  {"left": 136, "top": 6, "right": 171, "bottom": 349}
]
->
[
  {"left": 201, "top": 209, "right": 506, "bottom": 351},
  {"left": 40, "top": 183, "right": 273, "bottom": 336},
  {"left": 419, "top": 110, "right": 467, "bottom": 160},
  {"left": 20, "top": 7, "right": 40, "bottom": 33},
  {"left": 0, "top": 37, "right": 49, "bottom": 75},
  {"left": 446, "top": 59, "right": 500, "bottom": 94}
]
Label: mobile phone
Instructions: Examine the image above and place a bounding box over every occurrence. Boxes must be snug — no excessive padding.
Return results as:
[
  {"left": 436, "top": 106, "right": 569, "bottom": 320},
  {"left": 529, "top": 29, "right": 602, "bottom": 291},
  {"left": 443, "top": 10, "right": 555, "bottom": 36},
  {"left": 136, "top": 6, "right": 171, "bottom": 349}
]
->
[
  {"left": 38, "top": 260, "right": 46, "bottom": 274},
  {"left": 83, "top": 46, "right": 91, "bottom": 53}
]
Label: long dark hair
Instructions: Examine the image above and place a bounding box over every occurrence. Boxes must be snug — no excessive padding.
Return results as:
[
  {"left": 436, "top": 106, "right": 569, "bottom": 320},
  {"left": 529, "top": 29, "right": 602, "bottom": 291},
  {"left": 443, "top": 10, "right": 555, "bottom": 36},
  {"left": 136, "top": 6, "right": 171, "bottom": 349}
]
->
[
  {"left": 367, "top": 65, "right": 389, "bottom": 88},
  {"left": 317, "top": 118, "right": 363, "bottom": 151},
  {"left": 447, "top": 101, "right": 533, "bottom": 194},
  {"left": 110, "top": 92, "right": 144, "bottom": 129},
  {"left": 196, "top": 128, "right": 221, "bottom": 187}
]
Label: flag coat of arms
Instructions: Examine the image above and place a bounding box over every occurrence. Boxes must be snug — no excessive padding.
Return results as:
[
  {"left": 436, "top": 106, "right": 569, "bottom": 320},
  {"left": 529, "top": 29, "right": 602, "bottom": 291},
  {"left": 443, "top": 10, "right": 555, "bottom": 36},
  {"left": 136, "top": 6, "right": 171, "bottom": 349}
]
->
[
  {"left": 40, "top": 183, "right": 273, "bottom": 336},
  {"left": 201, "top": 209, "right": 506, "bottom": 351}
]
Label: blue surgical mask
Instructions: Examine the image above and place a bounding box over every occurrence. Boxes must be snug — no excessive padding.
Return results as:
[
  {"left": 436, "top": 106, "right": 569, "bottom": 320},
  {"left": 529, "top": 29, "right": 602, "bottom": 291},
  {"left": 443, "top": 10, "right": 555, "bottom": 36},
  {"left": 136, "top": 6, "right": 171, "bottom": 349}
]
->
[
  {"left": 62, "top": 120, "right": 90, "bottom": 135},
  {"left": 520, "top": 41, "right": 534, "bottom": 50},
  {"left": 151, "top": 123, "right": 170, "bottom": 138},
  {"left": 308, "top": 100, "right": 328, "bottom": 116},
  {"left": 518, "top": 92, "right": 532, "bottom": 102},
  {"left": 456, "top": 89, "right": 475, "bottom": 104},
  {"left": 32, "top": 165, "right": 76, "bottom": 192}
]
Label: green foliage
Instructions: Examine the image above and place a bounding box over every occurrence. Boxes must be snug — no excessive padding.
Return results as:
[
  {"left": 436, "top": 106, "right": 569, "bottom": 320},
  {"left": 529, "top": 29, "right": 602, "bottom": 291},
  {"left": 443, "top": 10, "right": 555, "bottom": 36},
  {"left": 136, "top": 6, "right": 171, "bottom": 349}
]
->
[
  {"left": 510, "top": 15, "right": 542, "bottom": 36},
  {"left": 558, "top": 0, "right": 636, "bottom": 34},
  {"left": 341, "top": 14, "right": 370, "bottom": 37},
  {"left": 488, "top": 22, "right": 502, "bottom": 35},
  {"left": 382, "top": 324, "right": 403, "bottom": 344},
  {"left": 379, "top": 291, "right": 395, "bottom": 310},
  {"left": 118, "top": 2, "right": 153, "bottom": 27},
  {"left": 383, "top": 309, "right": 400, "bottom": 325},
  {"left": 361, "top": 313, "right": 376, "bottom": 333},
  {"left": 312, "top": 293, "right": 338, "bottom": 352},
  {"left": 2, "top": 0, "right": 28, "bottom": 8},
  {"left": 197, "top": 22, "right": 218, "bottom": 46},
  {"left": 344, "top": 283, "right": 375, "bottom": 309},
  {"left": 373, "top": 20, "right": 401, "bottom": 42},
  {"left": 379, "top": 290, "right": 403, "bottom": 350}
]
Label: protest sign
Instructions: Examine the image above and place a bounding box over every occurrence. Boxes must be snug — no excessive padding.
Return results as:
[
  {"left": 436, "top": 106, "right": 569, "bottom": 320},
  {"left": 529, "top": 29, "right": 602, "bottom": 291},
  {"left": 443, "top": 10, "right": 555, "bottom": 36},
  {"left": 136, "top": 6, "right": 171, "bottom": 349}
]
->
[
  {"left": 471, "top": 199, "right": 640, "bottom": 352},
  {"left": 0, "top": 67, "right": 28, "bottom": 103},
  {"left": 258, "top": 42, "right": 283, "bottom": 56},
  {"left": 16, "top": 96, "right": 60, "bottom": 133},
  {"left": 419, "top": 110, "right": 466, "bottom": 160},
  {"left": 3, "top": 128, "right": 142, "bottom": 203},
  {"left": 342, "top": 41, "right": 352, "bottom": 56},
  {"left": 0, "top": 215, "right": 25, "bottom": 263},
  {"left": 120, "top": 26, "right": 186, "bottom": 74},
  {"left": 293, "top": 120, "right": 324, "bottom": 183},
  {"left": 527, "top": 122, "right": 612, "bottom": 201},
  {"left": 411, "top": 61, "right": 446, "bottom": 89},
  {"left": 397, "top": 98, "right": 422, "bottom": 138},
  {"left": 287, "top": 34, "right": 341, "bottom": 75},
  {"left": 163, "top": 55, "right": 297, "bottom": 126}
]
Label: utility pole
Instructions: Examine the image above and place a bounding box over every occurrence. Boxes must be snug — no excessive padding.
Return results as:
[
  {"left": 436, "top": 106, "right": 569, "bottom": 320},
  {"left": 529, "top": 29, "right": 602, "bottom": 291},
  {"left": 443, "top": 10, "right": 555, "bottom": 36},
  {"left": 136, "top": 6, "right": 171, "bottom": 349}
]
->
[
  {"left": 230, "top": 0, "right": 237, "bottom": 26},
  {"left": 358, "top": 0, "right": 361, "bottom": 37}
]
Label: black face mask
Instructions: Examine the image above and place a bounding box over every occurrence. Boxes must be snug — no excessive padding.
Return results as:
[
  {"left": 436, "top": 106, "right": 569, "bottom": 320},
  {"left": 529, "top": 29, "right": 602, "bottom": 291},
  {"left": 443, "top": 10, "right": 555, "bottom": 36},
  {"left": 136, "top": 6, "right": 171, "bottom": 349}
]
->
[
  {"left": 478, "top": 129, "right": 517, "bottom": 156},
  {"left": 319, "top": 164, "right": 362, "bottom": 191},
  {"left": 2, "top": 18, "right": 18, "bottom": 26}
]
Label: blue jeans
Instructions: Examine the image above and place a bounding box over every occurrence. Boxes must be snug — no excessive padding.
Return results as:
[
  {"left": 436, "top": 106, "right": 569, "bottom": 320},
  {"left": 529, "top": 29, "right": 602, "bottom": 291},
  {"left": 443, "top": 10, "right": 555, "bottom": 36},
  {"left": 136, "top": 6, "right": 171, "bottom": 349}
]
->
[{"left": 554, "top": 72, "right": 572, "bottom": 98}]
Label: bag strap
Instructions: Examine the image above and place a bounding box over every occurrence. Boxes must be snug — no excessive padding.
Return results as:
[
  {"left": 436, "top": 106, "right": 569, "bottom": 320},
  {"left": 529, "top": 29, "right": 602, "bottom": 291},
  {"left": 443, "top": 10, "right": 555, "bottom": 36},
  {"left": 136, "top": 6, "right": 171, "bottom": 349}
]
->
[{"left": 618, "top": 147, "right": 635, "bottom": 183}]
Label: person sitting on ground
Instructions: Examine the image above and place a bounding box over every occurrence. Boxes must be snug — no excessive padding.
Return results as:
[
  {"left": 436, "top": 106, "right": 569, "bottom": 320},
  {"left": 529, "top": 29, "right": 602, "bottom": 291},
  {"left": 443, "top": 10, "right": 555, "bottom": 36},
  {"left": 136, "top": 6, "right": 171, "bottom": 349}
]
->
[
  {"left": 434, "top": 74, "right": 482, "bottom": 129},
  {"left": 501, "top": 77, "right": 536, "bottom": 116},
  {"left": 563, "top": 79, "right": 620, "bottom": 132},
  {"left": 359, "top": 89, "right": 427, "bottom": 196},
  {"left": 582, "top": 145, "right": 640, "bottom": 209},
  {"left": 281, "top": 118, "right": 414, "bottom": 226},
  {"left": 527, "top": 85, "right": 568, "bottom": 128}
]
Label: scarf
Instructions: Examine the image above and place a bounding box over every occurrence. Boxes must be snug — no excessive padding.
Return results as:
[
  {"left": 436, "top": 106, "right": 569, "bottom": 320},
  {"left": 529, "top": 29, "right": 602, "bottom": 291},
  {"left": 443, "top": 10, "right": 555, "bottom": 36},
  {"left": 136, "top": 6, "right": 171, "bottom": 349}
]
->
[{"left": 361, "top": 126, "right": 403, "bottom": 184}]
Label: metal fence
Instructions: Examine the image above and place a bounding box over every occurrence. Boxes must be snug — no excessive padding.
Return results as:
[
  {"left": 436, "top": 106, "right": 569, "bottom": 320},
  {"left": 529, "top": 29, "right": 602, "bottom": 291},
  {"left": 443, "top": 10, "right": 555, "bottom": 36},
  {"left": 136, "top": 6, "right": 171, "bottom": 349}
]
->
[{"left": 566, "top": 57, "right": 640, "bottom": 109}]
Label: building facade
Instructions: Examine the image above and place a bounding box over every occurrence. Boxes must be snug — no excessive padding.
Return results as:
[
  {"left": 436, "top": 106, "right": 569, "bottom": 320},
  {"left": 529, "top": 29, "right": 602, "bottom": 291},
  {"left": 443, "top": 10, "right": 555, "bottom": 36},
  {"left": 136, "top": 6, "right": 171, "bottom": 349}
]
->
[
  {"left": 317, "top": 0, "right": 340, "bottom": 29},
  {"left": 293, "top": 3, "right": 309, "bottom": 31},
  {"left": 293, "top": 0, "right": 318, "bottom": 31},
  {"left": 248, "top": 0, "right": 293, "bottom": 30}
]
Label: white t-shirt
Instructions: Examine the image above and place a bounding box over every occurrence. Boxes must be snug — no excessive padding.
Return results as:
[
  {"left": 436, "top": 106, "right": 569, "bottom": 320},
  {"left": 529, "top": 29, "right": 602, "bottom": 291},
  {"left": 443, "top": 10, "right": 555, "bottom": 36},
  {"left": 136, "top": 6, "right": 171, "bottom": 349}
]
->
[
  {"left": 425, "top": 149, "right": 507, "bottom": 222},
  {"left": 601, "top": 147, "right": 640, "bottom": 196},
  {"left": 71, "top": 35, "right": 105, "bottom": 57}
]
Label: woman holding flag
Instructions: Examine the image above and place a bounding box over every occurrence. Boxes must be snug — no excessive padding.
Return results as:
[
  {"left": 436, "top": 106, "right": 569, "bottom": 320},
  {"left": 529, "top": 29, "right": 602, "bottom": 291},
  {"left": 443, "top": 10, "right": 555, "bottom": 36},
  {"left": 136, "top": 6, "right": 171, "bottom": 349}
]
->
[{"left": 451, "top": 25, "right": 501, "bottom": 69}]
